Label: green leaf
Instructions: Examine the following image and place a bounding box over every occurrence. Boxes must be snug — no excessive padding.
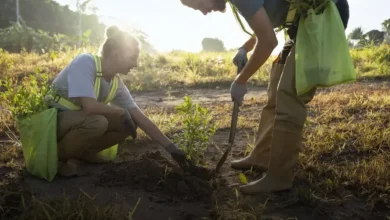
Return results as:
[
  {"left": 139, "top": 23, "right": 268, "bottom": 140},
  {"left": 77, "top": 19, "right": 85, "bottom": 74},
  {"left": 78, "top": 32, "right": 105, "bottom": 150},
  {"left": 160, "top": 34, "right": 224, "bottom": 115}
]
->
[{"left": 238, "top": 173, "right": 248, "bottom": 184}]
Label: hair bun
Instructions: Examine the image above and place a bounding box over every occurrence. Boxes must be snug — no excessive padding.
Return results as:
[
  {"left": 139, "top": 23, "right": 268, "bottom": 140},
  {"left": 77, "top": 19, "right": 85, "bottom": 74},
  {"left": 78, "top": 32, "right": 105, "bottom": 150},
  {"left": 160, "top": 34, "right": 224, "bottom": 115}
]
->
[{"left": 106, "top": 25, "right": 120, "bottom": 39}]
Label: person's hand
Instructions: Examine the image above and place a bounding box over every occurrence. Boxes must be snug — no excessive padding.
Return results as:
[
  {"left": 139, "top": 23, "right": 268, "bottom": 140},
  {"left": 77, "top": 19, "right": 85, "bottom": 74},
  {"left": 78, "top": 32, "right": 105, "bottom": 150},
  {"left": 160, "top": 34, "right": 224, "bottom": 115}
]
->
[
  {"left": 230, "top": 80, "right": 248, "bottom": 106},
  {"left": 165, "top": 143, "right": 186, "bottom": 160},
  {"left": 233, "top": 47, "right": 248, "bottom": 68},
  {"left": 165, "top": 143, "right": 193, "bottom": 169},
  {"left": 121, "top": 108, "right": 138, "bottom": 139}
]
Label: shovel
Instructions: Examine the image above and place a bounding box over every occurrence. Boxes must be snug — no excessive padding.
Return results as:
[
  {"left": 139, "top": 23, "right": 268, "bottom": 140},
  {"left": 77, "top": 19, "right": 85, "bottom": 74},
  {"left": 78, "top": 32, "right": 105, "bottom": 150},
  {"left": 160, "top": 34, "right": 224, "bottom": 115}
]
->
[{"left": 215, "top": 63, "right": 245, "bottom": 174}]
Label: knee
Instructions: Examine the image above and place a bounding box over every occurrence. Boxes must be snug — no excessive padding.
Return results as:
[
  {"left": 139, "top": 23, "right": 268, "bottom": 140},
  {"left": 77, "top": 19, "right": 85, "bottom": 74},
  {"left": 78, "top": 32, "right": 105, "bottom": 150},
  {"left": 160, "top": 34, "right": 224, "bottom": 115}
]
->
[{"left": 85, "top": 115, "right": 108, "bottom": 136}]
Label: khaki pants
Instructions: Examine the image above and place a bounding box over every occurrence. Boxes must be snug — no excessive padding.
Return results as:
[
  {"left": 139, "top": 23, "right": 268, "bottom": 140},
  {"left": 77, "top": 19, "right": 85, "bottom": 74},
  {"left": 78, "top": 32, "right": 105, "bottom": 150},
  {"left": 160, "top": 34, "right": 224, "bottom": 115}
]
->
[
  {"left": 56, "top": 111, "right": 132, "bottom": 163},
  {"left": 252, "top": 39, "right": 316, "bottom": 164}
]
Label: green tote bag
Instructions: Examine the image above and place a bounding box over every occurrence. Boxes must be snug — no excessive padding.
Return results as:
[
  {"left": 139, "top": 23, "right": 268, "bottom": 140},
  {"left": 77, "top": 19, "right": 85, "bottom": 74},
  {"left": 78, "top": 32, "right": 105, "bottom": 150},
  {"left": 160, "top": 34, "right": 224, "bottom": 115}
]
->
[
  {"left": 18, "top": 108, "right": 58, "bottom": 182},
  {"left": 295, "top": 1, "right": 356, "bottom": 95}
]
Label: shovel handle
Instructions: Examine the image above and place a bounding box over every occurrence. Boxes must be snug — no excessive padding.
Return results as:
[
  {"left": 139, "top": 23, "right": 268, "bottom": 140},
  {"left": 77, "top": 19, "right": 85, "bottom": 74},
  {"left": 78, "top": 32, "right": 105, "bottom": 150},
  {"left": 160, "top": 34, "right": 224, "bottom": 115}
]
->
[{"left": 228, "top": 63, "right": 245, "bottom": 143}]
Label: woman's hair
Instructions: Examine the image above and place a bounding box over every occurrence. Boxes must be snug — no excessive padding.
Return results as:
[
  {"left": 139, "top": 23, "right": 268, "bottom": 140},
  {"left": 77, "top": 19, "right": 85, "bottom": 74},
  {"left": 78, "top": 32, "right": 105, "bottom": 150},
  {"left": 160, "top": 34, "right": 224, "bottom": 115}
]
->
[{"left": 99, "top": 25, "right": 140, "bottom": 57}]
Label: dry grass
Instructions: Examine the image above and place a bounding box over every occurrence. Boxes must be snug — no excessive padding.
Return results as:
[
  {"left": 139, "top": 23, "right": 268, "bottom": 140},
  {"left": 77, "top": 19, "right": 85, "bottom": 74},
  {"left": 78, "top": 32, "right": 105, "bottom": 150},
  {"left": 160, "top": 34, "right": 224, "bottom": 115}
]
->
[{"left": 1, "top": 45, "right": 390, "bottom": 219}]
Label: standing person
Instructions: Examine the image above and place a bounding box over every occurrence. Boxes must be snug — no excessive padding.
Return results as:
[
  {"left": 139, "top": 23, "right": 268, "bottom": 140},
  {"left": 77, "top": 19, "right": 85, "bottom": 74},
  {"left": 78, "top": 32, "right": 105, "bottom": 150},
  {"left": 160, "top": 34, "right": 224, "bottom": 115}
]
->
[
  {"left": 47, "top": 25, "right": 188, "bottom": 177},
  {"left": 180, "top": 0, "right": 349, "bottom": 194}
]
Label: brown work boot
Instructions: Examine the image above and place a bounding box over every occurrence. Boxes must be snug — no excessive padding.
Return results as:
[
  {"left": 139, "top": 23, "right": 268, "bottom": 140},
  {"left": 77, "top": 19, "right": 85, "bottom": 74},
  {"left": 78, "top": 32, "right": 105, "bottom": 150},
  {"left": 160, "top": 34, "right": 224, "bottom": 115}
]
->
[
  {"left": 239, "top": 130, "right": 302, "bottom": 194},
  {"left": 57, "top": 159, "right": 79, "bottom": 177}
]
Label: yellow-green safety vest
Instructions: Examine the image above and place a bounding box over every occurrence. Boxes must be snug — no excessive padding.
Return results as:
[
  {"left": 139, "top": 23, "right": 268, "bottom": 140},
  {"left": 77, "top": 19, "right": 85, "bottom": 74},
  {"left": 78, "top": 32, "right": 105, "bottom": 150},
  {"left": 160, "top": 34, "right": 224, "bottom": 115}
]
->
[{"left": 46, "top": 55, "right": 119, "bottom": 111}]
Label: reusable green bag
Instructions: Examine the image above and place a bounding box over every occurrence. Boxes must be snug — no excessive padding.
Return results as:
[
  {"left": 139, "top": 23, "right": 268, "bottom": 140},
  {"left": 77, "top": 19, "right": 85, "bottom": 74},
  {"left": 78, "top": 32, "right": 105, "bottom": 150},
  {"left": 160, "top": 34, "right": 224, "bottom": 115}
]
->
[
  {"left": 295, "top": 1, "right": 356, "bottom": 95},
  {"left": 18, "top": 108, "right": 58, "bottom": 182}
]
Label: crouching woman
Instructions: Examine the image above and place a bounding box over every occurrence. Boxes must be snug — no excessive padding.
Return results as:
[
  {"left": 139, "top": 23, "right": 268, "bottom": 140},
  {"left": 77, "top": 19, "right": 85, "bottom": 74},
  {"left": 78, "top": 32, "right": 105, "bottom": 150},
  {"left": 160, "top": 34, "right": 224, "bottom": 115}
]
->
[{"left": 46, "top": 26, "right": 186, "bottom": 176}]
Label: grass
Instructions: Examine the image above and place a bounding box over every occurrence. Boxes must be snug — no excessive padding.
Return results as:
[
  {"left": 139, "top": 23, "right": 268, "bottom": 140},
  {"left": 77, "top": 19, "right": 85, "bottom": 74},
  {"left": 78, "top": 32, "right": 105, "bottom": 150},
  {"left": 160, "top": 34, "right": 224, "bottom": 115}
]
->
[{"left": 1, "top": 44, "right": 390, "bottom": 219}]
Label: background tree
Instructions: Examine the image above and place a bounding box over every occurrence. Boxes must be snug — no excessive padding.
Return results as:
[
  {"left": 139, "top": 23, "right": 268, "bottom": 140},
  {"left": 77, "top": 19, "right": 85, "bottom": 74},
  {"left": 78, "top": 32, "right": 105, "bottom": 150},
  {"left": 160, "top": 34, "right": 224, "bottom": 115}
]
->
[
  {"left": 0, "top": 0, "right": 105, "bottom": 45},
  {"left": 383, "top": 18, "right": 390, "bottom": 44},
  {"left": 364, "top": 29, "right": 385, "bottom": 45},
  {"left": 348, "top": 27, "right": 364, "bottom": 40},
  {"left": 201, "top": 38, "right": 226, "bottom": 52}
]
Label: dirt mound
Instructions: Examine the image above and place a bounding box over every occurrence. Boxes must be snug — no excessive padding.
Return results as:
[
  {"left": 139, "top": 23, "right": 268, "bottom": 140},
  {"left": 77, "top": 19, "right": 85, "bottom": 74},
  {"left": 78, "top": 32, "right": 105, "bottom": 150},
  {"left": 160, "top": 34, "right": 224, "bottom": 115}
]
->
[{"left": 96, "top": 151, "right": 215, "bottom": 201}]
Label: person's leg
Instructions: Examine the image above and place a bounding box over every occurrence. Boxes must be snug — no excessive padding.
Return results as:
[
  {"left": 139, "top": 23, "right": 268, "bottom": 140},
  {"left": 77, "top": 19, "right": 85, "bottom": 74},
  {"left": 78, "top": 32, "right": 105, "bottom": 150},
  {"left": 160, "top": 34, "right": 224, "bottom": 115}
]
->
[
  {"left": 57, "top": 111, "right": 108, "bottom": 161},
  {"left": 240, "top": 44, "right": 317, "bottom": 194},
  {"left": 230, "top": 40, "right": 296, "bottom": 170},
  {"left": 80, "top": 114, "right": 133, "bottom": 164},
  {"left": 238, "top": 0, "right": 349, "bottom": 193},
  {"left": 230, "top": 54, "right": 284, "bottom": 170},
  {"left": 56, "top": 111, "right": 109, "bottom": 176}
]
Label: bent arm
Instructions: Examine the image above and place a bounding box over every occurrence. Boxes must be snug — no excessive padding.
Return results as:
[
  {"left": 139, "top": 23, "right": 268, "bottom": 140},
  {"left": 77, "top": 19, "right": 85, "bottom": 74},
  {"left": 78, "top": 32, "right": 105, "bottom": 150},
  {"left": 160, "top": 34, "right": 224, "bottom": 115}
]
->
[
  {"left": 235, "top": 7, "right": 278, "bottom": 83},
  {"left": 79, "top": 97, "right": 125, "bottom": 116}
]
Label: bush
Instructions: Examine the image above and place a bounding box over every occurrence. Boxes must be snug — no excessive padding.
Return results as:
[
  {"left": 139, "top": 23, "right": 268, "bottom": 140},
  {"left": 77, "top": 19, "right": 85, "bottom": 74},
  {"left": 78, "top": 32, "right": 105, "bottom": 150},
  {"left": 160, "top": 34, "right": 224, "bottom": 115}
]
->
[
  {"left": 0, "top": 74, "right": 50, "bottom": 121},
  {"left": 172, "top": 96, "right": 217, "bottom": 165}
]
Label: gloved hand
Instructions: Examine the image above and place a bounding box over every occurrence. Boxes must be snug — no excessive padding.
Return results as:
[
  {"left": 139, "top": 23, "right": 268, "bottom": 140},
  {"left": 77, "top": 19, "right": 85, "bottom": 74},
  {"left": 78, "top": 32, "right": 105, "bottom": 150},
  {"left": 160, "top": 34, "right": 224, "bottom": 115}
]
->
[
  {"left": 165, "top": 143, "right": 186, "bottom": 160},
  {"left": 233, "top": 47, "right": 248, "bottom": 68},
  {"left": 122, "top": 108, "right": 138, "bottom": 139},
  {"left": 165, "top": 143, "right": 192, "bottom": 169},
  {"left": 230, "top": 80, "right": 248, "bottom": 106}
]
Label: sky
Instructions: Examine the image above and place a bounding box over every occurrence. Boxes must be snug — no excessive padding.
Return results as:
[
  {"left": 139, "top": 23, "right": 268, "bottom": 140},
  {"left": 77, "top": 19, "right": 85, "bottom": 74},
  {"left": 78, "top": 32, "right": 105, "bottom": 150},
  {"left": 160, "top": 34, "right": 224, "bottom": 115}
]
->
[{"left": 54, "top": 0, "right": 390, "bottom": 54}]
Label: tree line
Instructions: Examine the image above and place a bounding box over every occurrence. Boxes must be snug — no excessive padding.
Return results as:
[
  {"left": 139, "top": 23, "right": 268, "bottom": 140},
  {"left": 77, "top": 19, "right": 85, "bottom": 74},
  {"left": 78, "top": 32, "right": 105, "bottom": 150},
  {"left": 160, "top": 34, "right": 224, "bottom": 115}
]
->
[
  {"left": 0, "top": 0, "right": 105, "bottom": 45},
  {"left": 348, "top": 19, "right": 390, "bottom": 47}
]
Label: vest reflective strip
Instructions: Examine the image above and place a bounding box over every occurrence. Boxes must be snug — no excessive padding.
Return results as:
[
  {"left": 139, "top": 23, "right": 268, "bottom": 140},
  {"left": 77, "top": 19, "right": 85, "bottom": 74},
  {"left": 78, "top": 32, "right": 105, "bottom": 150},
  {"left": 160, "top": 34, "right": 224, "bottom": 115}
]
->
[
  {"left": 104, "top": 76, "right": 118, "bottom": 104},
  {"left": 94, "top": 56, "right": 102, "bottom": 98},
  {"left": 46, "top": 94, "right": 81, "bottom": 111},
  {"left": 48, "top": 55, "right": 119, "bottom": 110},
  {"left": 228, "top": 1, "right": 254, "bottom": 37}
]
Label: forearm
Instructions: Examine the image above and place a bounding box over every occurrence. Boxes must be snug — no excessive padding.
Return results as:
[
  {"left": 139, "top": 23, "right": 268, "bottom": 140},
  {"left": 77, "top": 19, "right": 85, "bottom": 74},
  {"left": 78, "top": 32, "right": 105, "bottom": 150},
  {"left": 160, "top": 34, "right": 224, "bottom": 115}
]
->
[
  {"left": 236, "top": 39, "right": 276, "bottom": 83},
  {"left": 241, "top": 36, "right": 257, "bottom": 52},
  {"left": 80, "top": 98, "right": 124, "bottom": 116},
  {"left": 130, "top": 108, "right": 172, "bottom": 147}
]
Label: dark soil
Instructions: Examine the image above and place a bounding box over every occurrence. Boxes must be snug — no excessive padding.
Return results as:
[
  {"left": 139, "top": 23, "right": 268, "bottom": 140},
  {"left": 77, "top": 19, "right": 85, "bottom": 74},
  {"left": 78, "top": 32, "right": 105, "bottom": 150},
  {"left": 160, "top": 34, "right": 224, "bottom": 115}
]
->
[{"left": 96, "top": 151, "right": 214, "bottom": 202}]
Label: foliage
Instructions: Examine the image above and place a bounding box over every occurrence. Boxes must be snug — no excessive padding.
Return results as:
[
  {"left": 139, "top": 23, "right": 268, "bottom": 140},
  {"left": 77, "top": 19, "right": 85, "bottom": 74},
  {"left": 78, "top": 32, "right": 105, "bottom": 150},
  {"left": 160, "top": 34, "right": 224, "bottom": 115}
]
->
[
  {"left": 364, "top": 30, "right": 385, "bottom": 45},
  {"left": 286, "top": 0, "right": 331, "bottom": 19},
  {"left": 0, "top": 0, "right": 105, "bottom": 46},
  {"left": 382, "top": 18, "right": 390, "bottom": 34},
  {"left": 0, "top": 22, "right": 91, "bottom": 53},
  {"left": 348, "top": 27, "right": 364, "bottom": 40},
  {"left": 350, "top": 44, "right": 390, "bottom": 78},
  {"left": 202, "top": 38, "right": 226, "bottom": 52},
  {"left": 0, "top": 73, "right": 50, "bottom": 121},
  {"left": 172, "top": 96, "right": 217, "bottom": 164}
]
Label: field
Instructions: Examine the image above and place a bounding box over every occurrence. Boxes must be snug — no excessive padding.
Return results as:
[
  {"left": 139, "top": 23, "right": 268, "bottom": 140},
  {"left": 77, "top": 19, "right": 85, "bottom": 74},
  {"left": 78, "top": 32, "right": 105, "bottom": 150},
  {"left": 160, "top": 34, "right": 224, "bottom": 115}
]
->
[{"left": 1, "top": 45, "right": 390, "bottom": 220}]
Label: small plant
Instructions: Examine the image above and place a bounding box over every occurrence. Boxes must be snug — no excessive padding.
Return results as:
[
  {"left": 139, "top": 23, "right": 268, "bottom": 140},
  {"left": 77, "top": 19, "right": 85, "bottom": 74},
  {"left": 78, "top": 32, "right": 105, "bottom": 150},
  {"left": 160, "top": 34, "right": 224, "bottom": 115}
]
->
[{"left": 172, "top": 96, "right": 217, "bottom": 165}]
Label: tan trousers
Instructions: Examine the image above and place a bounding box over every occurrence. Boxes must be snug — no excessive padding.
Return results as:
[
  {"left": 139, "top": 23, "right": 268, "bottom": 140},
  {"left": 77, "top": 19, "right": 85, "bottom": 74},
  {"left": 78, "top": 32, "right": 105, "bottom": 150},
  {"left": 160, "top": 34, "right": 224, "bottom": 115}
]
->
[
  {"left": 56, "top": 111, "right": 132, "bottom": 163},
  {"left": 251, "top": 40, "right": 317, "bottom": 165}
]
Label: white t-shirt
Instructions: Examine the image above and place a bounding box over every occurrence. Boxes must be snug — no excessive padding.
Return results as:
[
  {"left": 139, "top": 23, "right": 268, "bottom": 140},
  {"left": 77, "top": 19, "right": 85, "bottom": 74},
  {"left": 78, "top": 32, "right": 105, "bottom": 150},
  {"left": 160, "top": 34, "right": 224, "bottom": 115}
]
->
[{"left": 51, "top": 53, "right": 138, "bottom": 110}]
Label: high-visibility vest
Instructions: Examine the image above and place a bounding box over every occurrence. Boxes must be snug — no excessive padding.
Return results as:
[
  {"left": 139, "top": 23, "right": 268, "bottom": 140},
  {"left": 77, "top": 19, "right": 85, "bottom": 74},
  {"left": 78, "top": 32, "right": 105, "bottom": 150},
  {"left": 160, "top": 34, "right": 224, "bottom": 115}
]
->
[
  {"left": 228, "top": 1, "right": 297, "bottom": 37},
  {"left": 46, "top": 55, "right": 119, "bottom": 111}
]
